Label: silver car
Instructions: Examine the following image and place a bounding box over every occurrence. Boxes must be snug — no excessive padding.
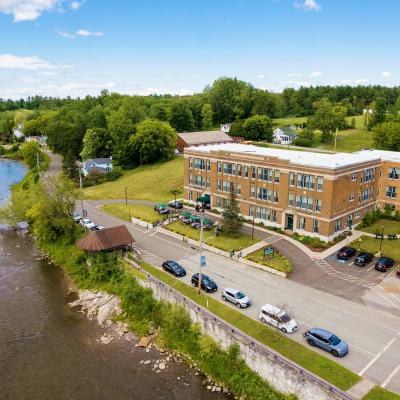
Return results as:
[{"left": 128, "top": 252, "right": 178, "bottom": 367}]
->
[{"left": 222, "top": 288, "right": 251, "bottom": 308}]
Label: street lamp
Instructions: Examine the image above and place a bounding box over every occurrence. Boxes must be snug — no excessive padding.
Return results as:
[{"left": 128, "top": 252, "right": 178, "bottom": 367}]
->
[
  {"left": 379, "top": 225, "right": 384, "bottom": 252},
  {"left": 124, "top": 186, "right": 128, "bottom": 205}
]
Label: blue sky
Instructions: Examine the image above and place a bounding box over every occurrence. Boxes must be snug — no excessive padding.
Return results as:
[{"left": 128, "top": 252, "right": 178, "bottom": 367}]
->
[{"left": 0, "top": 0, "right": 398, "bottom": 98}]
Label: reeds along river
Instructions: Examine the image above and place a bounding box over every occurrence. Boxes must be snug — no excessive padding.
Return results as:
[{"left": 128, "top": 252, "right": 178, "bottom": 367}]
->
[{"left": 0, "top": 160, "right": 226, "bottom": 400}]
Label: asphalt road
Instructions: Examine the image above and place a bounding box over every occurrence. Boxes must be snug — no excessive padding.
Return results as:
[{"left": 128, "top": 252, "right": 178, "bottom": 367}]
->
[{"left": 82, "top": 200, "right": 400, "bottom": 394}]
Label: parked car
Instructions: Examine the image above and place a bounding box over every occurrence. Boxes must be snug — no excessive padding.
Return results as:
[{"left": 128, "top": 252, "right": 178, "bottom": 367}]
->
[
  {"left": 72, "top": 212, "right": 82, "bottom": 222},
  {"left": 191, "top": 273, "right": 217, "bottom": 292},
  {"left": 80, "top": 218, "right": 96, "bottom": 230},
  {"left": 336, "top": 246, "right": 357, "bottom": 260},
  {"left": 154, "top": 204, "right": 170, "bottom": 215},
  {"left": 259, "top": 304, "right": 297, "bottom": 333},
  {"left": 222, "top": 288, "right": 251, "bottom": 308},
  {"left": 303, "top": 328, "right": 348, "bottom": 357},
  {"left": 354, "top": 252, "right": 373, "bottom": 266},
  {"left": 374, "top": 257, "right": 395, "bottom": 272},
  {"left": 91, "top": 225, "right": 105, "bottom": 231},
  {"left": 169, "top": 201, "right": 183, "bottom": 209},
  {"left": 396, "top": 267, "right": 400, "bottom": 278},
  {"left": 162, "top": 261, "right": 186, "bottom": 277}
]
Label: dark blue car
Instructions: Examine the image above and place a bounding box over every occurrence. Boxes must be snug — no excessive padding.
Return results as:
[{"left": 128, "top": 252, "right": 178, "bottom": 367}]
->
[
  {"left": 303, "top": 328, "right": 348, "bottom": 357},
  {"left": 162, "top": 261, "right": 186, "bottom": 277}
]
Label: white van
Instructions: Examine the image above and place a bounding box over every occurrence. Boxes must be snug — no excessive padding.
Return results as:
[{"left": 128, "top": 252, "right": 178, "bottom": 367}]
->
[{"left": 259, "top": 304, "right": 297, "bottom": 333}]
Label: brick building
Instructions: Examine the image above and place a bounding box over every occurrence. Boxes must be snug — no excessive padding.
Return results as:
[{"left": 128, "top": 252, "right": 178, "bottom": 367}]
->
[{"left": 183, "top": 144, "right": 400, "bottom": 241}]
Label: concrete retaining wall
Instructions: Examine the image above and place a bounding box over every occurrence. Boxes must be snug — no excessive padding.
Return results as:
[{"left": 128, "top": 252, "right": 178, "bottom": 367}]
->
[
  {"left": 132, "top": 261, "right": 353, "bottom": 400},
  {"left": 131, "top": 217, "right": 154, "bottom": 229}
]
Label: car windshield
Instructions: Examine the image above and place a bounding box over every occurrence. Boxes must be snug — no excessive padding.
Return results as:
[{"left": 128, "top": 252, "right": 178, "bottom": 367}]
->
[
  {"left": 280, "top": 313, "right": 291, "bottom": 323},
  {"left": 203, "top": 277, "right": 213, "bottom": 285},
  {"left": 329, "top": 335, "right": 341, "bottom": 345},
  {"left": 235, "top": 292, "right": 246, "bottom": 299}
]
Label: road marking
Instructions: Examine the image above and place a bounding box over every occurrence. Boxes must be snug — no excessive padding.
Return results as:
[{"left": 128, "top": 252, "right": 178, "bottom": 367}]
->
[
  {"left": 388, "top": 293, "right": 400, "bottom": 305},
  {"left": 349, "top": 262, "right": 354, "bottom": 266},
  {"left": 385, "top": 267, "right": 398, "bottom": 278},
  {"left": 372, "top": 288, "right": 400, "bottom": 311},
  {"left": 381, "top": 363, "right": 400, "bottom": 388},
  {"left": 367, "top": 264, "right": 375, "bottom": 272},
  {"left": 359, "top": 337, "right": 397, "bottom": 376}
]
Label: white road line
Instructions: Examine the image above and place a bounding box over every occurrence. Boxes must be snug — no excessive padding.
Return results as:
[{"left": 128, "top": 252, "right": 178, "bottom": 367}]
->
[
  {"left": 381, "top": 363, "right": 400, "bottom": 388},
  {"left": 359, "top": 337, "right": 397, "bottom": 376},
  {"left": 388, "top": 293, "right": 400, "bottom": 305},
  {"left": 367, "top": 264, "right": 376, "bottom": 272},
  {"left": 385, "top": 268, "right": 398, "bottom": 278},
  {"left": 349, "top": 262, "right": 354, "bottom": 266},
  {"left": 372, "top": 288, "right": 400, "bottom": 311}
]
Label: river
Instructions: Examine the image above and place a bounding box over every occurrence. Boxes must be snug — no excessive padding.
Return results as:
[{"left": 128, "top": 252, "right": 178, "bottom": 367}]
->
[{"left": 0, "top": 159, "right": 228, "bottom": 400}]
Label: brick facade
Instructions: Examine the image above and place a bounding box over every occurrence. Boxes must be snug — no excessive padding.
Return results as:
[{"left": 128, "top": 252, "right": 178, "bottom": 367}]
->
[{"left": 183, "top": 145, "right": 400, "bottom": 241}]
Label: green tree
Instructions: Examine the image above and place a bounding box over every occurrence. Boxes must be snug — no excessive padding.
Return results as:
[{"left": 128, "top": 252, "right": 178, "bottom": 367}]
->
[
  {"left": 87, "top": 105, "right": 107, "bottom": 129},
  {"left": 130, "top": 119, "right": 177, "bottom": 164},
  {"left": 0, "top": 111, "right": 15, "bottom": 142},
  {"left": 14, "top": 109, "right": 33, "bottom": 127},
  {"left": 222, "top": 185, "right": 242, "bottom": 237},
  {"left": 371, "top": 97, "right": 387, "bottom": 127},
  {"left": 21, "top": 141, "right": 42, "bottom": 169},
  {"left": 80, "top": 127, "right": 114, "bottom": 160},
  {"left": 149, "top": 103, "right": 170, "bottom": 121},
  {"left": 251, "top": 90, "right": 281, "bottom": 118},
  {"left": 23, "top": 118, "right": 41, "bottom": 136},
  {"left": 169, "top": 102, "right": 195, "bottom": 132},
  {"left": 373, "top": 121, "right": 400, "bottom": 151},
  {"left": 62, "top": 151, "right": 80, "bottom": 181},
  {"left": 201, "top": 103, "right": 213, "bottom": 130},
  {"left": 308, "top": 98, "right": 347, "bottom": 143},
  {"left": 242, "top": 115, "right": 273, "bottom": 141}
]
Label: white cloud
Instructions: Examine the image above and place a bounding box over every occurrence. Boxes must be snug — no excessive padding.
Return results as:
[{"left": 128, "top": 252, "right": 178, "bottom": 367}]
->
[
  {"left": 57, "top": 30, "right": 76, "bottom": 39},
  {"left": 341, "top": 79, "right": 351, "bottom": 84},
  {"left": 382, "top": 71, "right": 391, "bottom": 78},
  {"left": 294, "top": 0, "right": 321, "bottom": 11},
  {"left": 71, "top": 1, "right": 84, "bottom": 9},
  {"left": 0, "top": 54, "right": 57, "bottom": 70},
  {"left": 309, "top": 71, "right": 322, "bottom": 78},
  {"left": 76, "top": 29, "right": 103, "bottom": 37},
  {"left": 355, "top": 78, "right": 368, "bottom": 84},
  {"left": 257, "top": 74, "right": 265, "bottom": 79},
  {"left": 288, "top": 72, "right": 302, "bottom": 77},
  {"left": 0, "top": 0, "right": 60, "bottom": 22}
]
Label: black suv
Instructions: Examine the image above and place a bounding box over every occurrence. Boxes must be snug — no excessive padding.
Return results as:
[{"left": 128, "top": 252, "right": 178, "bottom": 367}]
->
[
  {"left": 191, "top": 273, "right": 218, "bottom": 292},
  {"left": 354, "top": 252, "right": 373, "bottom": 266},
  {"left": 375, "top": 257, "right": 395, "bottom": 272},
  {"left": 162, "top": 261, "right": 186, "bottom": 277},
  {"left": 169, "top": 201, "right": 183, "bottom": 209},
  {"left": 336, "top": 246, "right": 357, "bottom": 260}
]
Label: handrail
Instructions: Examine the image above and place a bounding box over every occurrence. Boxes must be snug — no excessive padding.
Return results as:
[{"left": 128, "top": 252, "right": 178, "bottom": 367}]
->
[{"left": 129, "top": 258, "right": 355, "bottom": 400}]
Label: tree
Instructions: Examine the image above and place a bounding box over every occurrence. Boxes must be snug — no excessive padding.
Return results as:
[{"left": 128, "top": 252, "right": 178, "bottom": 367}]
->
[
  {"left": 87, "top": 105, "right": 107, "bottom": 129},
  {"left": 201, "top": 103, "right": 213, "bottom": 130},
  {"left": 242, "top": 115, "right": 273, "bottom": 141},
  {"left": 371, "top": 97, "right": 387, "bottom": 127},
  {"left": 308, "top": 98, "right": 347, "bottom": 143},
  {"left": 0, "top": 111, "right": 15, "bottom": 142},
  {"left": 23, "top": 118, "right": 41, "bottom": 136},
  {"left": 169, "top": 102, "right": 195, "bottom": 132},
  {"left": 222, "top": 186, "right": 242, "bottom": 237},
  {"left": 149, "top": 103, "right": 170, "bottom": 121},
  {"left": 373, "top": 121, "right": 400, "bottom": 151},
  {"left": 21, "top": 141, "right": 42, "bottom": 169},
  {"left": 130, "top": 119, "right": 177, "bottom": 164},
  {"left": 62, "top": 151, "right": 80, "bottom": 181},
  {"left": 251, "top": 90, "right": 282, "bottom": 118},
  {"left": 80, "top": 128, "right": 114, "bottom": 160}
]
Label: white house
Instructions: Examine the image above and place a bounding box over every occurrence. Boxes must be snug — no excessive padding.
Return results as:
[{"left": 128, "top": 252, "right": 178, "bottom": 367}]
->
[
  {"left": 13, "top": 124, "right": 24, "bottom": 140},
  {"left": 81, "top": 157, "right": 113, "bottom": 176},
  {"left": 273, "top": 127, "right": 299, "bottom": 145}
]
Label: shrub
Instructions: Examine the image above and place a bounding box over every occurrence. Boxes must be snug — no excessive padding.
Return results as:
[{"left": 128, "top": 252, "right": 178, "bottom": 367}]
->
[
  {"left": 293, "top": 137, "right": 312, "bottom": 147},
  {"left": 105, "top": 166, "right": 123, "bottom": 181}
]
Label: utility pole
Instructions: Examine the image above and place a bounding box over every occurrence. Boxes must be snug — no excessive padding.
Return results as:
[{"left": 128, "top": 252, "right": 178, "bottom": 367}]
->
[
  {"left": 379, "top": 226, "right": 384, "bottom": 252},
  {"left": 333, "top": 128, "right": 338, "bottom": 153},
  {"left": 125, "top": 186, "right": 128, "bottom": 205},
  {"left": 36, "top": 152, "right": 41, "bottom": 178},
  {"left": 78, "top": 162, "right": 84, "bottom": 216},
  {"left": 198, "top": 210, "right": 204, "bottom": 295}
]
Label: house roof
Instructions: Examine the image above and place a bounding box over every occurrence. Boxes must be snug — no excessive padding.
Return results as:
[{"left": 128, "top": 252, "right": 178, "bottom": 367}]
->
[
  {"left": 178, "top": 131, "right": 233, "bottom": 146},
  {"left": 274, "top": 127, "right": 297, "bottom": 136},
  {"left": 187, "top": 143, "right": 384, "bottom": 170},
  {"left": 76, "top": 225, "right": 134, "bottom": 252},
  {"left": 84, "top": 158, "right": 112, "bottom": 165},
  {"left": 86, "top": 165, "right": 108, "bottom": 174}
]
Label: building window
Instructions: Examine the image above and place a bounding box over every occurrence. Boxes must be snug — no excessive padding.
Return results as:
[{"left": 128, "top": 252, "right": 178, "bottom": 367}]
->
[
  {"left": 355, "top": 211, "right": 361, "bottom": 219},
  {"left": 189, "top": 157, "right": 193, "bottom": 168},
  {"left": 351, "top": 172, "right": 357, "bottom": 181},
  {"left": 217, "top": 179, "right": 221, "bottom": 191},
  {"left": 273, "top": 190, "right": 279, "bottom": 203},
  {"left": 299, "top": 217, "right": 306, "bottom": 230},
  {"left": 349, "top": 193, "right": 355, "bottom": 202},
  {"left": 272, "top": 210, "right": 277, "bottom": 222},
  {"left": 237, "top": 184, "right": 242, "bottom": 195},
  {"left": 257, "top": 188, "right": 272, "bottom": 201},
  {"left": 295, "top": 195, "right": 313, "bottom": 210},
  {"left": 206, "top": 159, "right": 211, "bottom": 171},
  {"left": 189, "top": 191, "right": 193, "bottom": 201},
  {"left": 360, "top": 188, "right": 372, "bottom": 202},
  {"left": 193, "top": 158, "right": 206, "bottom": 170},
  {"left": 335, "top": 219, "right": 341, "bottom": 232},
  {"left": 313, "top": 220, "right": 319, "bottom": 233},
  {"left": 250, "top": 185, "right": 255, "bottom": 198},
  {"left": 189, "top": 173, "right": 193, "bottom": 185},
  {"left": 237, "top": 164, "right": 242, "bottom": 176},
  {"left": 194, "top": 175, "right": 206, "bottom": 187},
  {"left": 362, "top": 168, "right": 374, "bottom": 183},
  {"left": 288, "top": 193, "right": 294, "bottom": 206},
  {"left": 206, "top": 177, "right": 210, "bottom": 188},
  {"left": 257, "top": 168, "right": 273, "bottom": 182},
  {"left": 222, "top": 180, "right": 232, "bottom": 193},
  {"left": 388, "top": 167, "right": 400, "bottom": 179},
  {"left": 315, "top": 198, "right": 322, "bottom": 212},
  {"left": 347, "top": 214, "right": 353, "bottom": 227},
  {"left": 297, "top": 173, "right": 315, "bottom": 190},
  {"left": 386, "top": 186, "right": 397, "bottom": 198},
  {"left": 249, "top": 204, "right": 255, "bottom": 217},
  {"left": 289, "top": 172, "right": 295, "bottom": 188},
  {"left": 244, "top": 166, "right": 249, "bottom": 178},
  {"left": 251, "top": 167, "right": 256, "bottom": 179},
  {"left": 317, "top": 176, "right": 323, "bottom": 191},
  {"left": 217, "top": 161, "right": 221, "bottom": 173},
  {"left": 223, "top": 162, "right": 235, "bottom": 175},
  {"left": 274, "top": 170, "right": 280, "bottom": 183}
]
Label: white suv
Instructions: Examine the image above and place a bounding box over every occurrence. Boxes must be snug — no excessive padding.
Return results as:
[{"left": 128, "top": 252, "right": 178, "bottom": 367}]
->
[
  {"left": 259, "top": 304, "right": 297, "bottom": 333},
  {"left": 222, "top": 288, "right": 251, "bottom": 308},
  {"left": 80, "top": 218, "right": 96, "bottom": 230}
]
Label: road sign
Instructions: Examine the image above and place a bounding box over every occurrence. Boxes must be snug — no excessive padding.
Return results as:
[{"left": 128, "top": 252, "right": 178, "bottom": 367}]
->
[
  {"left": 264, "top": 247, "right": 274, "bottom": 256},
  {"left": 200, "top": 255, "right": 206, "bottom": 267}
]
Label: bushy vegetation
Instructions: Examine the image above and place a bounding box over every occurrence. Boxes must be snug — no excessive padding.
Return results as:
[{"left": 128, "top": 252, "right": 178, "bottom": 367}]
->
[
  {"left": 359, "top": 208, "right": 400, "bottom": 229},
  {"left": 245, "top": 247, "right": 292, "bottom": 273},
  {"left": 291, "top": 233, "right": 329, "bottom": 249}
]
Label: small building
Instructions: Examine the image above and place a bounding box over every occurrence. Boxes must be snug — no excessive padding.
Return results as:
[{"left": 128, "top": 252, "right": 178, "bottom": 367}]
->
[
  {"left": 25, "top": 135, "right": 47, "bottom": 146},
  {"left": 13, "top": 124, "right": 24, "bottom": 140},
  {"left": 273, "top": 127, "right": 299, "bottom": 145},
  {"left": 76, "top": 225, "right": 134, "bottom": 254},
  {"left": 176, "top": 131, "right": 233, "bottom": 153},
  {"left": 81, "top": 157, "right": 113, "bottom": 176}
]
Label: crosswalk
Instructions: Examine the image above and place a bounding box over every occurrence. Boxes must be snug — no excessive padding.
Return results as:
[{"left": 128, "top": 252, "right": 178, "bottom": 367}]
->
[
  {"left": 135, "top": 247, "right": 165, "bottom": 267},
  {"left": 314, "top": 258, "right": 378, "bottom": 289}
]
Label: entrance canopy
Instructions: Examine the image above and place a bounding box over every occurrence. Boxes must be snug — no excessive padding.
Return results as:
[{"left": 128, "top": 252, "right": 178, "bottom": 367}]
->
[{"left": 196, "top": 194, "right": 210, "bottom": 204}]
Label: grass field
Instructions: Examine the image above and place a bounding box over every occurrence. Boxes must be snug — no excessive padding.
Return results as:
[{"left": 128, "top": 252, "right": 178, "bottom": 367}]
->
[
  {"left": 138, "top": 260, "right": 361, "bottom": 390},
  {"left": 100, "top": 204, "right": 162, "bottom": 224},
  {"left": 272, "top": 116, "right": 307, "bottom": 127},
  {"left": 354, "top": 236, "right": 400, "bottom": 261},
  {"left": 362, "top": 387, "right": 400, "bottom": 400},
  {"left": 84, "top": 157, "right": 184, "bottom": 202},
  {"left": 359, "top": 219, "right": 400, "bottom": 236},
  {"left": 165, "top": 220, "right": 259, "bottom": 252},
  {"left": 319, "top": 129, "right": 374, "bottom": 153},
  {"left": 245, "top": 247, "right": 293, "bottom": 273}
]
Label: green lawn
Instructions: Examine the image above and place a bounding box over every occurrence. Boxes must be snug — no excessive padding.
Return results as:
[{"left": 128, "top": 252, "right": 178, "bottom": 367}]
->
[
  {"left": 100, "top": 204, "right": 162, "bottom": 224},
  {"left": 84, "top": 157, "right": 184, "bottom": 202},
  {"left": 165, "top": 220, "right": 259, "bottom": 252},
  {"left": 138, "top": 261, "right": 361, "bottom": 390},
  {"left": 363, "top": 387, "right": 400, "bottom": 400},
  {"left": 359, "top": 219, "right": 400, "bottom": 236},
  {"left": 354, "top": 236, "right": 400, "bottom": 261},
  {"left": 245, "top": 247, "right": 293, "bottom": 273},
  {"left": 319, "top": 129, "right": 374, "bottom": 153},
  {"left": 272, "top": 116, "right": 307, "bottom": 127}
]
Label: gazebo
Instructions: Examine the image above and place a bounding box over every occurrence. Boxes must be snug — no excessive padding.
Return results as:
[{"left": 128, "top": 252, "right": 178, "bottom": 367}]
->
[{"left": 76, "top": 225, "right": 135, "bottom": 254}]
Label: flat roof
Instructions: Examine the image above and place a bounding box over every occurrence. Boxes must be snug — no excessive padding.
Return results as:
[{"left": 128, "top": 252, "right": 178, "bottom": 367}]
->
[
  {"left": 353, "top": 149, "right": 400, "bottom": 162},
  {"left": 186, "top": 143, "right": 385, "bottom": 169},
  {"left": 178, "top": 130, "right": 233, "bottom": 145}
]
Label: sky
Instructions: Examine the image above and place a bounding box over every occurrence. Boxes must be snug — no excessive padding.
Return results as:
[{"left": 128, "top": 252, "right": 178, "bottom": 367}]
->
[{"left": 0, "top": 0, "right": 399, "bottom": 99}]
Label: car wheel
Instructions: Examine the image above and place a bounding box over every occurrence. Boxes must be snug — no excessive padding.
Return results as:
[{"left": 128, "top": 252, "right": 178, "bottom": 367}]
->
[
  {"left": 261, "top": 317, "right": 266, "bottom": 323},
  {"left": 307, "top": 339, "right": 315, "bottom": 346},
  {"left": 222, "top": 295, "right": 227, "bottom": 301},
  {"left": 331, "top": 350, "right": 339, "bottom": 357},
  {"left": 236, "top": 302, "right": 242, "bottom": 308},
  {"left": 162, "top": 265, "right": 166, "bottom": 271},
  {"left": 192, "top": 282, "right": 197, "bottom": 287},
  {"left": 281, "top": 327, "right": 287, "bottom": 334}
]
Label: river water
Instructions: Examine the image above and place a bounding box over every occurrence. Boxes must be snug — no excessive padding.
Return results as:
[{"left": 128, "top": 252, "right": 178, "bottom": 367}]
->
[{"left": 0, "top": 160, "right": 227, "bottom": 400}]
